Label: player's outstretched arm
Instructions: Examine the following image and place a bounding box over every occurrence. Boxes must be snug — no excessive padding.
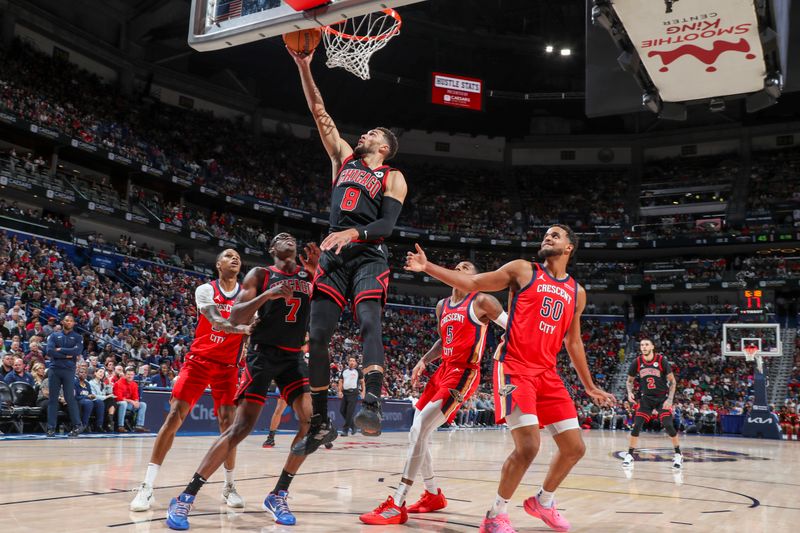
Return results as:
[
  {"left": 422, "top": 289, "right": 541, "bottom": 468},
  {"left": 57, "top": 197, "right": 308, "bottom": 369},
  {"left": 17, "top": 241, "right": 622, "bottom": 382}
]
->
[
  {"left": 474, "top": 293, "right": 508, "bottom": 329},
  {"left": 405, "top": 244, "right": 524, "bottom": 293},
  {"left": 411, "top": 299, "right": 445, "bottom": 387},
  {"left": 288, "top": 48, "right": 352, "bottom": 170},
  {"left": 228, "top": 267, "right": 292, "bottom": 326},
  {"left": 564, "top": 285, "right": 616, "bottom": 407}
]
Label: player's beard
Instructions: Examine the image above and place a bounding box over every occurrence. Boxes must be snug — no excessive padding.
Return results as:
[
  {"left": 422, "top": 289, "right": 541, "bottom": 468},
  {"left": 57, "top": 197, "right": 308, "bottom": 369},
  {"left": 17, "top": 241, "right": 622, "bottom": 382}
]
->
[
  {"left": 537, "top": 247, "right": 564, "bottom": 260},
  {"left": 353, "top": 144, "right": 370, "bottom": 158}
]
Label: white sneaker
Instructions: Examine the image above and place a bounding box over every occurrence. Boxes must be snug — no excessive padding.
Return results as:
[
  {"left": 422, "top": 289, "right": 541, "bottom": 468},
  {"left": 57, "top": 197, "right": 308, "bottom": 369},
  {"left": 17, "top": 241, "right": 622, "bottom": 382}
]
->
[
  {"left": 129, "top": 483, "right": 154, "bottom": 512},
  {"left": 622, "top": 453, "right": 634, "bottom": 468},
  {"left": 672, "top": 453, "right": 683, "bottom": 469},
  {"left": 222, "top": 482, "right": 245, "bottom": 508}
]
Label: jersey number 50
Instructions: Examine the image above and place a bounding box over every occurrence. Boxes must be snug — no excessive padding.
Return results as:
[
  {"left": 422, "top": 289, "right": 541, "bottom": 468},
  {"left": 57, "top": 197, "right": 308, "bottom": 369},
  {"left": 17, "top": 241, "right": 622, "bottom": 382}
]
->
[{"left": 540, "top": 296, "right": 564, "bottom": 321}]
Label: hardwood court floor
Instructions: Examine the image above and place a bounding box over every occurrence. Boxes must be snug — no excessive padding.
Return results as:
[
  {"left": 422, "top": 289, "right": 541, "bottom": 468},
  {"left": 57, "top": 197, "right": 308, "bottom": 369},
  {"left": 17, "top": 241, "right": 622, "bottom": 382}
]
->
[{"left": 1, "top": 428, "right": 798, "bottom": 532}]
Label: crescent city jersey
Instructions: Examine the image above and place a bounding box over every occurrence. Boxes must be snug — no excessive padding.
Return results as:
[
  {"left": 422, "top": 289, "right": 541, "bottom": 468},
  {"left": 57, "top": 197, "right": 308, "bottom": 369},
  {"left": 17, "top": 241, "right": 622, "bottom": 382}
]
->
[
  {"left": 628, "top": 354, "right": 673, "bottom": 399},
  {"left": 188, "top": 280, "right": 244, "bottom": 365},
  {"left": 497, "top": 262, "right": 578, "bottom": 375},
  {"left": 249, "top": 265, "right": 313, "bottom": 351},
  {"left": 329, "top": 155, "right": 393, "bottom": 233},
  {"left": 439, "top": 293, "right": 488, "bottom": 369}
]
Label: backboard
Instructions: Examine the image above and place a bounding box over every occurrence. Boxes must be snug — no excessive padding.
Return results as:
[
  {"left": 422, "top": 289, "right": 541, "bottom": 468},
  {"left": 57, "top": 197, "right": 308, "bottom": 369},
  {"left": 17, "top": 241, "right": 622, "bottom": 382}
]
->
[
  {"left": 189, "top": 0, "right": 425, "bottom": 51},
  {"left": 722, "top": 323, "right": 782, "bottom": 357}
]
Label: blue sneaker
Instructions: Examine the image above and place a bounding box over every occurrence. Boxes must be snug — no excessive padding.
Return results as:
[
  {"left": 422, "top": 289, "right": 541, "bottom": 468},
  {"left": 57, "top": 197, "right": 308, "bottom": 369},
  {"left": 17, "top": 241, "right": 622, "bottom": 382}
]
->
[
  {"left": 166, "top": 493, "right": 195, "bottom": 530},
  {"left": 263, "top": 490, "right": 296, "bottom": 525}
]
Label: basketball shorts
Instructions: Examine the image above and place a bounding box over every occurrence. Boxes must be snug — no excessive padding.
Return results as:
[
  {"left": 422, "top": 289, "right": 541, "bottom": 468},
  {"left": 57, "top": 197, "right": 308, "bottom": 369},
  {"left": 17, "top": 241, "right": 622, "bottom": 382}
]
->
[
  {"left": 313, "top": 242, "right": 390, "bottom": 314},
  {"left": 416, "top": 364, "right": 480, "bottom": 424},
  {"left": 493, "top": 361, "right": 577, "bottom": 427},
  {"left": 235, "top": 345, "right": 309, "bottom": 406},
  {"left": 635, "top": 396, "right": 671, "bottom": 421},
  {"left": 171, "top": 353, "right": 238, "bottom": 414}
]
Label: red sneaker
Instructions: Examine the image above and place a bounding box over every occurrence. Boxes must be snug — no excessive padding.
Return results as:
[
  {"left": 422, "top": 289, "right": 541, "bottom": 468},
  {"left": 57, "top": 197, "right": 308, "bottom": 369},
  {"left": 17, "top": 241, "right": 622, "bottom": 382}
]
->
[
  {"left": 407, "top": 489, "right": 447, "bottom": 513},
  {"left": 359, "top": 496, "right": 408, "bottom": 525}
]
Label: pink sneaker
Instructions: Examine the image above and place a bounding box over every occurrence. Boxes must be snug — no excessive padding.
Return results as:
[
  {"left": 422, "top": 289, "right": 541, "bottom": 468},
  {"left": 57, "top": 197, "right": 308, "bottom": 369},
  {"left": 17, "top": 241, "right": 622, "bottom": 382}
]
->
[
  {"left": 523, "top": 495, "right": 571, "bottom": 532},
  {"left": 479, "top": 512, "right": 517, "bottom": 533}
]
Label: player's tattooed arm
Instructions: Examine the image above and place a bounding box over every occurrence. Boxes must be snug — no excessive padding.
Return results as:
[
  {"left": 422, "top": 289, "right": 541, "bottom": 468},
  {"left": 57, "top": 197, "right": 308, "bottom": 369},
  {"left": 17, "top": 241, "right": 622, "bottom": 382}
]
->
[
  {"left": 411, "top": 299, "right": 445, "bottom": 386},
  {"left": 474, "top": 293, "right": 507, "bottom": 329},
  {"left": 664, "top": 372, "right": 677, "bottom": 409},
  {"left": 406, "top": 244, "right": 526, "bottom": 293},
  {"left": 288, "top": 48, "right": 353, "bottom": 169},
  {"left": 229, "top": 267, "right": 292, "bottom": 326},
  {"left": 626, "top": 376, "right": 636, "bottom": 404},
  {"left": 565, "top": 285, "right": 616, "bottom": 407}
]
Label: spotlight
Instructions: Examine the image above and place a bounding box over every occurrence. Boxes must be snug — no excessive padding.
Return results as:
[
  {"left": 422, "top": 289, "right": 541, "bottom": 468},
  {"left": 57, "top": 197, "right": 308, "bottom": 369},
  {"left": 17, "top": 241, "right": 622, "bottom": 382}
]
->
[
  {"left": 545, "top": 45, "right": 554, "bottom": 53},
  {"left": 560, "top": 48, "right": 571, "bottom": 56}
]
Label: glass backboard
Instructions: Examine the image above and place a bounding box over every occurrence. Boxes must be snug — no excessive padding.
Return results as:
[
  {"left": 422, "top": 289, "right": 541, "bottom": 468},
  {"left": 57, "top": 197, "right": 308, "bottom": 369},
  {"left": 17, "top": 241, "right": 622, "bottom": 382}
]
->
[{"left": 189, "top": 0, "right": 425, "bottom": 51}]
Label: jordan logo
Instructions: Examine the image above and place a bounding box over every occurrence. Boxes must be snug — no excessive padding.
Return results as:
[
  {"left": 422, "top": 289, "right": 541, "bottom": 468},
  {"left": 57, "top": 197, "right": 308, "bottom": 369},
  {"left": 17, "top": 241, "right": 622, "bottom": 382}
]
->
[
  {"left": 665, "top": 0, "right": 678, "bottom": 14},
  {"left": 499, "top": 384, "right": 517, "bottom": 397}
]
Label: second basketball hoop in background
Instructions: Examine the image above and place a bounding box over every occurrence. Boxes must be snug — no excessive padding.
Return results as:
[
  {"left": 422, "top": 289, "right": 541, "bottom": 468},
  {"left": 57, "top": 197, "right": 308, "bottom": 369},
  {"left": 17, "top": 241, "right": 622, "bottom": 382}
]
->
[{"left": 283, "top": 28, "right": 322, "bottom": 55}]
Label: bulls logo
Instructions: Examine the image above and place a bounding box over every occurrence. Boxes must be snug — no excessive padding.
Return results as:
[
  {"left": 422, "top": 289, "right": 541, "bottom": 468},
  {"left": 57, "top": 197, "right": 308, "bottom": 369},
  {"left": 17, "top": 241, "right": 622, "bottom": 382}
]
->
[
  {"left": 448, "top": 388, "right": 464, "bottom": 403},
  {"left": 654, "top": 361, "right": 659, "bottom": 368},
  {"left": 499, "top": 384, "right": 517, "bottom": 397},
  {"left": 298, "top": 270, "right": 308, "bottom": 279},
  {"left": 375, "top": 171, "right": 384, "bottom": 178}
]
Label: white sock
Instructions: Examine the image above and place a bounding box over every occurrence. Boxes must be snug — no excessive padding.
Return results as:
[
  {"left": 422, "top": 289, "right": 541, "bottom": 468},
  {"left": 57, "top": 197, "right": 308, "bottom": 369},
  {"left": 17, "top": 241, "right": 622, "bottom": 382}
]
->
[
  {"left": 224, "top": 468, "right": 235, "bottom": 486},
  {"left": 538, "top": 488, "right": 555, "bottom": 508},
  {"left": 143, "top": 463, "right": 159, "bottom": 488},
  {"left": 423, "top": 477, "right": 438, "bottom": 494},
  {"left": 393, "top": 481, "right": 410, "bottom": 505},
  {"left": 489, "top": 493, "right": 509, "bottom": 517}
]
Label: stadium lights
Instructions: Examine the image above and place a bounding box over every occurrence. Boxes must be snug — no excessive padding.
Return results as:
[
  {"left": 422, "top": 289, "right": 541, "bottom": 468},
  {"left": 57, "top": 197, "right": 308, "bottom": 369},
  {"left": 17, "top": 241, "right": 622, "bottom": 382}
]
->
[
  {"left": 545, "top": 45, "right": 554, "bottom": 53},
  {"left": 560, "top": 48, "right": 571, "bottom": 56}
]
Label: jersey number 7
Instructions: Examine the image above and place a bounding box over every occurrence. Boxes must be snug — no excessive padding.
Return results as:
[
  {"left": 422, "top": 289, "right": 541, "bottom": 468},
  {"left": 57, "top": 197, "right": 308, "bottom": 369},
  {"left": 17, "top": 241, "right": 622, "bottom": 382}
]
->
[{"left": 285, "top": 298, "right": 301, "bottom": 323}]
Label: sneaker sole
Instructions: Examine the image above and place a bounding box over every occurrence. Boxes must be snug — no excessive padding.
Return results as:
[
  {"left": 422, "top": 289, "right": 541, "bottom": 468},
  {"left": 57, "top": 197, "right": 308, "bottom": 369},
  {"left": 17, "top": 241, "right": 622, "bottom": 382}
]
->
[
  {"left": 165, "top": 517, "right": 190, "bottom": 531},
  {"left": 291, "top": 429, "right": 338, "bottom": 456},
  {"left": 129, "top": 500, "right": 153, "bottom": 512},
  {"left": 359, "top": 514, "right": 408, "bottom": 525},
  {"left": 262, "top": 502, "right": 296, "bottom": 525},
  {"left": 224, "top": 498, "right": 245, "bottom": 508},
  {"left": 523, "top": 498, "right": 569, "bottom": 532}
]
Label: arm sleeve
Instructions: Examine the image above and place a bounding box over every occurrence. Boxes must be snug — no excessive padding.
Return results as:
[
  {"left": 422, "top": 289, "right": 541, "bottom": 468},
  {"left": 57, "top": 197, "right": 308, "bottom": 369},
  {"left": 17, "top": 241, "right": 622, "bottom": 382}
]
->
[
  {"left": 195, "top": 283, "right": 215, "bottom": 309},
  {"left": 356, "top": 197, "right": 403, "bottom": 241},
  {"left": 627, "top": 359, "right": 638, "bottom": 377}
]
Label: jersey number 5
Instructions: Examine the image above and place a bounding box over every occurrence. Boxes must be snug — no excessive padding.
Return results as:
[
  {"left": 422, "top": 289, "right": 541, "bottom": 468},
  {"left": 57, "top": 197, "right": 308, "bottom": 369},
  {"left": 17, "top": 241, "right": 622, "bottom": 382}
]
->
[
  {"left": 340, "top": 187, "right": 361, "bottom": 212},
  {"left": 285, "top": 298, "right": 301, "bottom": 323}
]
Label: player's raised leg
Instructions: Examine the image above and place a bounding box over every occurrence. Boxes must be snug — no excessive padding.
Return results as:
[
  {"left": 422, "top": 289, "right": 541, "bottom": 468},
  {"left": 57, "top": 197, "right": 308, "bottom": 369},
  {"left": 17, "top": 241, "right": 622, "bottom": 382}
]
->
[{"left": 263, "top": 394, "right": 287, "bottom": 448}]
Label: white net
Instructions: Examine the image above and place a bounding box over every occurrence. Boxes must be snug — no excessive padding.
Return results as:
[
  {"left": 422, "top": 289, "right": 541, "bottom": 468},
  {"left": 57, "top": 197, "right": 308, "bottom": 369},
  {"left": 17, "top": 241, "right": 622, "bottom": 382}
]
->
[{"left": 322, "top": 9, "right": 402, "bottom": 80}]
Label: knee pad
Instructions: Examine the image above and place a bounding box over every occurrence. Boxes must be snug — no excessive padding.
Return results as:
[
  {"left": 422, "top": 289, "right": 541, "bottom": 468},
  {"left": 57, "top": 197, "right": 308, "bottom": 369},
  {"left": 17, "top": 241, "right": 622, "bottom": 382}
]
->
[
  {"left": 631, "top": 416, "right": 645, "bottom": 437},
  {"left": 662, "top": 415, "right": 677, "bottom": 437}
]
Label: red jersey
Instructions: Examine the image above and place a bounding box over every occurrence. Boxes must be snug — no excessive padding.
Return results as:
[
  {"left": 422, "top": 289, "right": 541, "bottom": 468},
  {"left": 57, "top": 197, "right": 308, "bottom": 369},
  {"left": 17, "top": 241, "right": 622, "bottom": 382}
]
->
[
  {"left": 438, "top": 292, "right": 487, "bottom": 369},
  {"left": 497, "top": 262, "right": 577, "bottom": 375},
  {"left": 188, "top": 280, "right": 244, "bottom": 365}
]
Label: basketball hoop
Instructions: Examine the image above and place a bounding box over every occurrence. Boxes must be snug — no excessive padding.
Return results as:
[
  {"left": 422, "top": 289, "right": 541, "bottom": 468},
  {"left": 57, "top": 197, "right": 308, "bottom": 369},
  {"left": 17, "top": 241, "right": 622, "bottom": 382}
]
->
[
  {"left": 744, "top": 345, "right": 763, "bottom": 373},
  {"left": 321, "top": 8, "right": 402, "bottom": 80}
]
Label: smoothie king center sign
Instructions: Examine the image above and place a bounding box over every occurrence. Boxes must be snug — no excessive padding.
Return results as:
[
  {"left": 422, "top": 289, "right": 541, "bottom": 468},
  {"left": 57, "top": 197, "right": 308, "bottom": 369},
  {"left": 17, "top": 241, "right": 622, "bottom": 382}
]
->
[
  {"left": 611, "top": 0, "right": 766, "bottom": 102},
  {"left": 432, "top": 72, "right": 483, "bottom": 111}
]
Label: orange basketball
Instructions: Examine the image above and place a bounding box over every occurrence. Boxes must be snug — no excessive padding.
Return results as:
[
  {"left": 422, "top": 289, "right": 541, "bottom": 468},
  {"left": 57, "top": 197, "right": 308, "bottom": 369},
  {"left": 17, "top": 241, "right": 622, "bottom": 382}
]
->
[{"left": 283, "top": 28, "right": 322, "bottom": 55}]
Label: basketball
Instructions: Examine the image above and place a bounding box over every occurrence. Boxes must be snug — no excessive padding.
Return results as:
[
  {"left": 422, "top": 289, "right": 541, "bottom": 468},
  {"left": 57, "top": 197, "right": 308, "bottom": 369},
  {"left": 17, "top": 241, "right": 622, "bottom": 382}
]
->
[{"left": 283, "top": 28, "right": 322, "bottom": 55}]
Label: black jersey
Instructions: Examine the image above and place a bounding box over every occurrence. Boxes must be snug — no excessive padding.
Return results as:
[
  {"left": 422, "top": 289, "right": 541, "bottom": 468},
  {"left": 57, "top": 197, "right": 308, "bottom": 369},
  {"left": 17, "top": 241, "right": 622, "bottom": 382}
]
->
[
  {"left": 329, "top": 155, "right": 391, "bottom": 233},
  {"left": 249, "top": 265, "right": 313, "bottom": 351},
  {"left": 628, "top": 354, "right": 673, "bottom": 399}
]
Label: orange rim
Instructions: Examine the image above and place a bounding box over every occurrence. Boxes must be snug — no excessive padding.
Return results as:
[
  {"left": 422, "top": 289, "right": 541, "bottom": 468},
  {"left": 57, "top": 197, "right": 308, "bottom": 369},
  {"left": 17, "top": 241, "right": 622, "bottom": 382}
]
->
[{"left": 323, "top": 8, "right": 402, "bottom": 43}]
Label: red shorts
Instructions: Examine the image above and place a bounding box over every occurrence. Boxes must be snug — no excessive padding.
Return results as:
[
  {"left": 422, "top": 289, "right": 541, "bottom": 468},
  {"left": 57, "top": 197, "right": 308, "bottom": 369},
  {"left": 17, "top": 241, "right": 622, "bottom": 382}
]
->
[
  {"left": 416, "top": 364, "right": 480, "bottom": 424},
  {"left": 171, "top": 354, "right": 238, "bottom": 414},
  {"left": 493, "top": 361, "right": 576, "bottom": 426}
]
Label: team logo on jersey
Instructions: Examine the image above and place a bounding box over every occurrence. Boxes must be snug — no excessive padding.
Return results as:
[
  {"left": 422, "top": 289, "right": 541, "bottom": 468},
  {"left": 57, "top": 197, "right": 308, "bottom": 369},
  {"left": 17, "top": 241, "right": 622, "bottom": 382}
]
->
[
  {"left": 448, "top": 388, "right": 465, "bottom": 403},
  {"left": 499, "top": 384, "right": 517, "bottom": 397},
  {"left": 537, "top": 274, "right": 547, "bottom": 282},
  {"left": 653, "top": 361, "right": 659, "bottom": 368},
  {"left": 298, "top": 270, "right": 308, "bottom": 279},
  {"left": 374, "top": 171, "right": 384, "bottom": 178}
]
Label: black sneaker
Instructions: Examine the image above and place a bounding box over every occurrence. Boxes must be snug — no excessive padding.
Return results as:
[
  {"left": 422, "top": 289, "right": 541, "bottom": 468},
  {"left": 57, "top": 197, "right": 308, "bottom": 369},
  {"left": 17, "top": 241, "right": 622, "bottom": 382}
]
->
[
  {"left": 262, "top": 434, "right": 276, "bottom": 448},
  {"left": 355, "top": 393, "right": 383, "bottom": 436},
  {"left": 46, "top": 428, "right": 56, "bottom": 437},
  {"left": 68, "top": 426, "right": 82, "bottom": 438},
  {"left": 291, "top": 415, "right": 338, "bottom": 456}
]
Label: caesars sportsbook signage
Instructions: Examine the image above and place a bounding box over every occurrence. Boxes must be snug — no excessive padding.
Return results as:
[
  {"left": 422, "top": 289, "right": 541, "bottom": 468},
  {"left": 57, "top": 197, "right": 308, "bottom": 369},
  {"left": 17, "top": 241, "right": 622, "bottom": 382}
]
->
[
  {"left": 611, "top": 0, "right": 766, "bottom": 101},
  {"left": 431, "top": 72, "right": 483, "bottom": 111}
]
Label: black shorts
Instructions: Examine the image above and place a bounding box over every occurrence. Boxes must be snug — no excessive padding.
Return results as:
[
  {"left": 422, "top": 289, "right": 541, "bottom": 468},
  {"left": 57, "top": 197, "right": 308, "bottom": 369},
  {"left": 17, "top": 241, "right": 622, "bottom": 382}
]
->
[
  {"left": 235, "top": 345, "right": 309, "bottom": 406},
  {"left": 635, "top": 396, "right": 671, "bottom": 421},
  {"left": 313, "top": 242, "right": 390, "bottom": 313}
]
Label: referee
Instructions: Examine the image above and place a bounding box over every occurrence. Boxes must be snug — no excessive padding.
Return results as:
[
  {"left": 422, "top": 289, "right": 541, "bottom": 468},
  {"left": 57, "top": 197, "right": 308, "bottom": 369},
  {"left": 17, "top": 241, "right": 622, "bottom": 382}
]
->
[{"left": 338, "top": 356, "right": 364, "bottom": 436}]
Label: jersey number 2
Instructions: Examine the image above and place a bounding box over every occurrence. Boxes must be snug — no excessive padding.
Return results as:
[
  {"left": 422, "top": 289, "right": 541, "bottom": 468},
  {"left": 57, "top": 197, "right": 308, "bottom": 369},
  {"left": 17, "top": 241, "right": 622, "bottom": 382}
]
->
[
  {"left": 285, "top": 298, "right": 301, "bottom": 323},
  {"left": 340, "top": 187, "right": 361, "bottom": 211},
  {"left": 646, "top": 377, "right": 656, "bottom": 390}
]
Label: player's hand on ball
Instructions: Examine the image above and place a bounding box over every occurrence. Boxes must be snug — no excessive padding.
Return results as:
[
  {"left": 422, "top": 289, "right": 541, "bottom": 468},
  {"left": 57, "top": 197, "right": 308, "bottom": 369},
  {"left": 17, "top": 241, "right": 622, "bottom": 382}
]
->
[
  {"left": 404, "top": 243, "right": 428, "bottom": 272},
  {"left": 587, "top": 387, "right": 616, "bottom": 407},
  {"left": 267, "top": 283, "right": 293, "bottom": 301},
  {"left": 411, "top": 360, "right": 426, "bottom": 387},
  {"left": 321, "top": 229, "right": 357, "bottom": 255},
  {"left": 287, "top": 46, "right": 314, "bottom": 65},
  {"left": 299, "top": 242, "right": 321, "bottom": 273}
]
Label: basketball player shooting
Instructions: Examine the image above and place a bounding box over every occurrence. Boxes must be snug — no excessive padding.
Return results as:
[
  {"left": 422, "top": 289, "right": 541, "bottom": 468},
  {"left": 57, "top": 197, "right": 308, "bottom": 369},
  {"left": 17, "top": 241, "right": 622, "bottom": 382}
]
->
[
  {"left": 360, "top": 261, "right": 507, "bottom": 525},
  {"left": 406, "top": 225, "right": 616, "bottom": 533},
  {"left": 288, "top": 47, "right": 408, "bottom": 455},
  {"left": 622, "top": 338, "right": 682, "bottom": 469}
]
